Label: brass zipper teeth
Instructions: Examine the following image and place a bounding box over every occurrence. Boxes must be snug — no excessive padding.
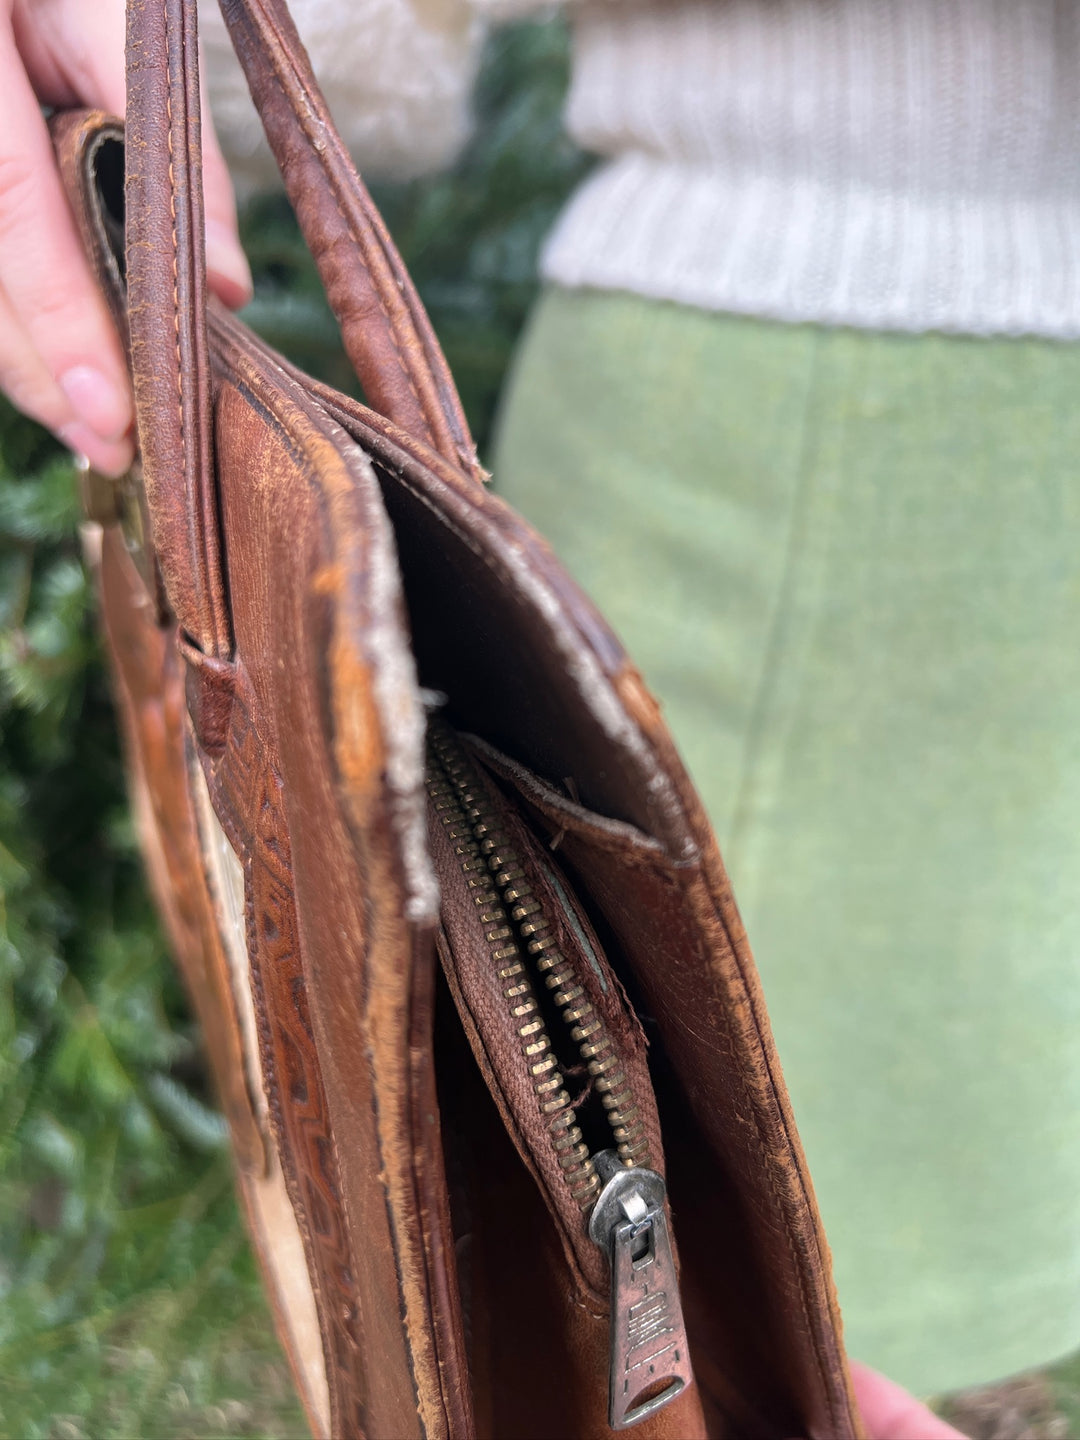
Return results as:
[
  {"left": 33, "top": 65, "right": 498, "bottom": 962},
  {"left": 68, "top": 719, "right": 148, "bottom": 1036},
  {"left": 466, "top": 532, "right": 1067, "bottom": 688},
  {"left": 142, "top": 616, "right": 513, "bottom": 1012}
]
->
[
  {"left": 427, "top": 725, "right": 652, "bottom": 1208},
  {"left": 427, "top": 740, "right": 600, "bottom": 1209},
  {"left": 530, "top": 939, "right": 650, "bottom": 1169}
]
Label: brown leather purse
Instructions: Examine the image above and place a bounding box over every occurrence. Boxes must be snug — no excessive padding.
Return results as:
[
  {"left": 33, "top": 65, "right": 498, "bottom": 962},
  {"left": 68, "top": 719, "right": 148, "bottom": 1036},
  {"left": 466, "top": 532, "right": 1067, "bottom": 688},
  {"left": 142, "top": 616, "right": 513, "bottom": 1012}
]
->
[{"left": 54, "top": 1, "right": 863, "bottom": 1434}]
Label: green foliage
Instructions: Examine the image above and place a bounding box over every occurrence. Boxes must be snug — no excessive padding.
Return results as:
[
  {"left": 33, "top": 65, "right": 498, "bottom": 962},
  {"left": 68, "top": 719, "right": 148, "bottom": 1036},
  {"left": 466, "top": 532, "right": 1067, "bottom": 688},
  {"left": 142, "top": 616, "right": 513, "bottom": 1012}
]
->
[{"left": 0, "top": 19, "right": 580, "bottom": 1435}]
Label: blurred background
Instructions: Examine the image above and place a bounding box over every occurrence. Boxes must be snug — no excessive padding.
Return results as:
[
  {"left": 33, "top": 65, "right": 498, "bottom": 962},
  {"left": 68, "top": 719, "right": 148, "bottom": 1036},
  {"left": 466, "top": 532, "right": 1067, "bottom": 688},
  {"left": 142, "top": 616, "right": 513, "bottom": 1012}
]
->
[{"left": 0, "top": 17, "right": 1077, "bottom": 1440}]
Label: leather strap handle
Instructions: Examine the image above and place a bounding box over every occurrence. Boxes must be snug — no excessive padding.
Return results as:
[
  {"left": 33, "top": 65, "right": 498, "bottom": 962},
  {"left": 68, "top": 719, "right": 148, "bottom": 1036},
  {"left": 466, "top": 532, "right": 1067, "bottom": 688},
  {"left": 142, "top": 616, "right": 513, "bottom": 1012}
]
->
[
  {"left": 217, "top": 0, "right": 483, "bottom": 481},
  {"left": 125, "top": 0, "right": 483, "bottom": 565},
  {"left": 126, "top": 0, "right": 232, "bottom": 658}
]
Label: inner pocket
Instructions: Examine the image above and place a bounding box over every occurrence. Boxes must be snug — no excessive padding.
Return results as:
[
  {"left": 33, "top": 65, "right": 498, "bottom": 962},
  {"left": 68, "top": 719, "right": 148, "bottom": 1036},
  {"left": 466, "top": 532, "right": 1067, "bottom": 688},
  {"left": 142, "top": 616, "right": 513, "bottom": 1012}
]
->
[{"left": 425, "top": 715, "right": 701, "bottom": 1433}]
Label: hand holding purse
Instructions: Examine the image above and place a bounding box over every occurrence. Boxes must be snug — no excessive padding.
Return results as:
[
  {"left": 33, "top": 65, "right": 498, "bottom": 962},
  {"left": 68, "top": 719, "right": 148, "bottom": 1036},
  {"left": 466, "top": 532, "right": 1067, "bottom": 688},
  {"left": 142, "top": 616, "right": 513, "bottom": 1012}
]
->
[{"left": 52, "top": 2, "right": 863, "bottom": 1434}]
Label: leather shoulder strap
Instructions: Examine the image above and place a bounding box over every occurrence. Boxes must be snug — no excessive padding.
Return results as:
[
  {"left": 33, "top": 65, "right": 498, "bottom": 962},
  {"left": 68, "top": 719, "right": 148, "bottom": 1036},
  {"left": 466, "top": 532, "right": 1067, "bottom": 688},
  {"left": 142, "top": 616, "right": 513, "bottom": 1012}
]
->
[{"left": 126, "top": 0, "right": 232, "bottom": 657}]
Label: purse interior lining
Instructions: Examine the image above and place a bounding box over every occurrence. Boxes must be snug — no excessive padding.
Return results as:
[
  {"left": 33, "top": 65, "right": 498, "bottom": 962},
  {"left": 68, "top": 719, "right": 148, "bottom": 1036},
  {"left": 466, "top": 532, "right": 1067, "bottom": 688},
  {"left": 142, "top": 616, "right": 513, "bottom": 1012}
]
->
[{"left": 373, "top": 459, "right": 821, "bottom": 1439}]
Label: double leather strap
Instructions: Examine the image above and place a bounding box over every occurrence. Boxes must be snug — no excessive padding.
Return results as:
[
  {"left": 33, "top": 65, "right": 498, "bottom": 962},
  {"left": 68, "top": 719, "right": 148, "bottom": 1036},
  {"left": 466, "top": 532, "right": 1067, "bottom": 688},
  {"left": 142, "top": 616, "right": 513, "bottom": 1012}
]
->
[
  {"left": 127, "top": 0, "right": 228, "bottom": 656},
  {"left": 125, "top": 0, "right": 484, "bottom": 659}
]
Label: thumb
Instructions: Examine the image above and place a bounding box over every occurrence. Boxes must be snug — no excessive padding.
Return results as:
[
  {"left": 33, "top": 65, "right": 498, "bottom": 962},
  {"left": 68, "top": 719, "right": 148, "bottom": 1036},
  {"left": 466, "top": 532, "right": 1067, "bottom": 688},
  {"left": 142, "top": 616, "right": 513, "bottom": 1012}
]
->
[
  {"left": 18, "top": 0, "right": 251, "bottom": 309},
  {"left": 850, "top": 1362, "right": 968, "bottom": 1440},
  {"left": 199, "top": 74, "right": 252, "bottom": 309}
]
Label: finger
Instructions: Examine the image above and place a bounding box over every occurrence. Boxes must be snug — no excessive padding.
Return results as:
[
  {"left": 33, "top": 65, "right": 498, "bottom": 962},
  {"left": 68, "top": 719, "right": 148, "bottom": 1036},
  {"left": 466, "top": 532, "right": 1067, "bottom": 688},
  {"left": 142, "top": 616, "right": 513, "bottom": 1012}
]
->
[
  {"left": 16, "top": 1, "right": 251, "bottom": 310},
  {"left": 850, "top": 1362, "right": 968, "bottom": 1440},
  {"left": 0, "top": 24, "right": 133, "bottom": 454},
  {"left": 199, "top": 87, "right": 253, "bottom": 309},
  {"left": 11, "top": 0, "right": 126, "bottom": 111},
  {"left": 15, "top": 3, "right": 251, "bottom": 309},
  {"left": 0, "top": 283, "right": 133, "bottom": 475}
]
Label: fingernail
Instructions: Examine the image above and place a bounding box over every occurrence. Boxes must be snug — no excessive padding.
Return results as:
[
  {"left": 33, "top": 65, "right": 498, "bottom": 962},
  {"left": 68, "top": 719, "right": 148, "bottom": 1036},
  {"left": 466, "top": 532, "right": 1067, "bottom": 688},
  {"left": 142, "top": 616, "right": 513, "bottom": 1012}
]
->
[
  {"left": 59, "top": 421, "right": 134, "bottom": 479},
  {"left": 59, "top": 365, "right": 132, "bottom": 443},
  {"left": 206, "top": 220, "right": 253, "bottom": 307}
]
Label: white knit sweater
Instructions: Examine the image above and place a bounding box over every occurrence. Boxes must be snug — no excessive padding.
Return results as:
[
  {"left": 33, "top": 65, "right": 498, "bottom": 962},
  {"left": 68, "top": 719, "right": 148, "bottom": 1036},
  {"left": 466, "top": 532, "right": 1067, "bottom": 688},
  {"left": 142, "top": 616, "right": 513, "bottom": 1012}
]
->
[
  {"left": 204, "top": 0, "right": 1080, "bottom": 338},
  {"left": 199, "top": 0, "right": 482, "bottom": 195}
]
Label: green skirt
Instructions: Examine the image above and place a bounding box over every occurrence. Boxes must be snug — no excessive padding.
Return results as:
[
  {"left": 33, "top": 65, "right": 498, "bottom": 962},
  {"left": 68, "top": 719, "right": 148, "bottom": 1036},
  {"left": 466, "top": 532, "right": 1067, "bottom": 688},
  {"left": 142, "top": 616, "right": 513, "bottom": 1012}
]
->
[{"left": 491, "top": 286, "right": 1080, "bottom": 1396}]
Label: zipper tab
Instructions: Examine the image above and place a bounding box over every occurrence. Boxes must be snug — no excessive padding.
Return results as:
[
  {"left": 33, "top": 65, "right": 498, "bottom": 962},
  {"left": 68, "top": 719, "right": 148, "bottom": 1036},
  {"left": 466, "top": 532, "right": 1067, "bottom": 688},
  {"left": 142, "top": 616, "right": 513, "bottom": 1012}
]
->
[
  {"left": 426, "top": 725, "right": 693, "bottom": 1424},
  {"left": 589, "top": 1150, "right": 694, "bottom": 1430}
]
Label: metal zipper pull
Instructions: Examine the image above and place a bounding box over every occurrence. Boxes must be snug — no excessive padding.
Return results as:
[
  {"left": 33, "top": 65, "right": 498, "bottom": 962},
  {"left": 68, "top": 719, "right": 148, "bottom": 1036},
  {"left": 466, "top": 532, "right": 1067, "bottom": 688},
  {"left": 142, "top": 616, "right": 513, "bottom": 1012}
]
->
[{"left": 588, "top": 1150, "right": 694, "bottom": 1430}]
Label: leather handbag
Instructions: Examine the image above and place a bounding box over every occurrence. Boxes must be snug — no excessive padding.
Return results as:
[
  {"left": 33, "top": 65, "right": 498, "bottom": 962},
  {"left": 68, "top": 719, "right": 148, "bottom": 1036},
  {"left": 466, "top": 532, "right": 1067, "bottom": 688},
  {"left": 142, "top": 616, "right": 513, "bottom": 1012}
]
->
[{"left": 53, "top": 1, "right": 863, "bottom": 1434}]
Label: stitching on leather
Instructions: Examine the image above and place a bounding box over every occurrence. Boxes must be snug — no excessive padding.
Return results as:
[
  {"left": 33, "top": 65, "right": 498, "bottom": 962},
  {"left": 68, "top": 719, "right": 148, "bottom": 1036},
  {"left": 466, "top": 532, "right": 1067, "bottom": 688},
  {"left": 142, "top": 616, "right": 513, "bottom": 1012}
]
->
[
  {"left": 697, "top": 878, "right": 846, "bottom": 1433},
  {"left": 163, "top": 13, "right": 186, "bottom": 488},
  {"left": 330, "top": 191, "right": 437, "bottom": 447},
  {"left": 617, "top": 834, "right": 840, "bottom": 1427},
  {"left": 622, "top": 856, "right": 837, "bottom": 1429},
  {"left": 164, "top": 6, "right": 229, "bottom": 658}
]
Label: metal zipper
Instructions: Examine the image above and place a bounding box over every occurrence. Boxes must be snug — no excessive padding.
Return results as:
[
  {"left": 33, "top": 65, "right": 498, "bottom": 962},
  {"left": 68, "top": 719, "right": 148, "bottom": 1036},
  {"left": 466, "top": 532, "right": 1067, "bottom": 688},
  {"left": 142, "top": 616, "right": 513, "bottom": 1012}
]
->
[{"left": 426, "top": 719, "right": 693, "bottom": 1429}]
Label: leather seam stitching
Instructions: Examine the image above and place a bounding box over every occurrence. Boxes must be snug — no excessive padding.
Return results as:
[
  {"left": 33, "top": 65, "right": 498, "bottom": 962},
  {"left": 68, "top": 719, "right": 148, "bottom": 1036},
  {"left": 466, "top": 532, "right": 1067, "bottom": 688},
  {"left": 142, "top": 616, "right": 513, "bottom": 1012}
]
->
[{"left": 164, "top": 13, "right": 186, "bottom": 507}]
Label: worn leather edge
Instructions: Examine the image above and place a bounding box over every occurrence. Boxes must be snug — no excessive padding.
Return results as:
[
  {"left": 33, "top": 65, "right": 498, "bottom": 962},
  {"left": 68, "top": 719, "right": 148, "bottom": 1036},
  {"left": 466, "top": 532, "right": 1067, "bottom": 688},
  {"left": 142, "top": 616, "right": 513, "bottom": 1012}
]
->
[
  {"left": 203, "top": 321, "right": 473, "bottom": 1440},
  {"left": 614, "top": 671, "right": 868, "bottom": 1440},
  {"left": 49, "top": 112, "right": 129, "bottom": 343},
  {"left": 126, "top": 0, "right": 232, "bottom": 658}
]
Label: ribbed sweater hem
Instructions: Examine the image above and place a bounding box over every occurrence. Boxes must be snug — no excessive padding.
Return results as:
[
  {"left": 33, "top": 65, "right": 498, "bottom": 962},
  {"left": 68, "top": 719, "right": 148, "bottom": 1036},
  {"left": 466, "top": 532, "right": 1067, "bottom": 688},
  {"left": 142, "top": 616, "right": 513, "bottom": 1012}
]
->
[{"left": 541, "top": 153, "right": 1080, "bottom": 339}]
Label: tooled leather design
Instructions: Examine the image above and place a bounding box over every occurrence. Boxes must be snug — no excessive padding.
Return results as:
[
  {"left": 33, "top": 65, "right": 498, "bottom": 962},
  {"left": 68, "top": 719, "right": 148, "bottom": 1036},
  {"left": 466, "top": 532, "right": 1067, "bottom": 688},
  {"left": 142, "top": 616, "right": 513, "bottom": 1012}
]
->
[
  {"left": 126, "top": 0, "right": 231, "bottom": 658},
  {"left": 95, "top": 529, "right": 268, "bottom": 1175},
  {"left": 96, "top": 531, "right": 341, "bottom": 1435},
  {"left": 198, "top": 684, "right": 368, "bottom": 1437},
  {"left": 198, "top": 314, "right": 451, "bottom": 1440}
]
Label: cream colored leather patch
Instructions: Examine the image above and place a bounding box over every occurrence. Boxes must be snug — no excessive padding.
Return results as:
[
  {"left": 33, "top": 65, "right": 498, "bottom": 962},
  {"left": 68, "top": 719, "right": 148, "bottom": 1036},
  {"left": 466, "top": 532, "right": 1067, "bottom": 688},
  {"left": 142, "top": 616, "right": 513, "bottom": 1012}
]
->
[{"left": 190, "top": 759, "right": 332, "bottom": 1440}]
